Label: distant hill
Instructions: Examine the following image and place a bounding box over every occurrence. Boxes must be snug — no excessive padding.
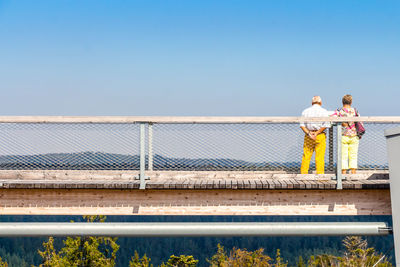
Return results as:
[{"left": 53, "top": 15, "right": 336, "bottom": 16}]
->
[
  {"left": 0, "top": 151, "right": 386, "bottom": 171},
  {"left": 0, "top": 151, "right": 140, "bottom": 170},
  {"left": 0, "top": 151, "right": 300, "bottom": 171}
]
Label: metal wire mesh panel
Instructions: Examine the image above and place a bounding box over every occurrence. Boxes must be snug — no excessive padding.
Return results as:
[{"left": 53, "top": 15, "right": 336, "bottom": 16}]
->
[
  {"left": 0, "top": 120, "right": 394, "bottom": 172},
  {"left": 0, "top": 123, "right": 140, "bottom": 170},
  {"left": 357, "top": 122, "right": 400, "bottom": 170},
  {"left": 327, "top": 127, "right": 337, "bottom": 173},
  {"left": 152, "top": 123, "right": 336, "bottom": 172}
]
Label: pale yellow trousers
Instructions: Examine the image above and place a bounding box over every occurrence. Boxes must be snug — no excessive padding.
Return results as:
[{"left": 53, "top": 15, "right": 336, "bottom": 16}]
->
[
  {"left": 301, "top": 133, "right": 326, "bottom": 174},
  {"left": 341, "top": 135, "right": 359, "bottom": 170}
]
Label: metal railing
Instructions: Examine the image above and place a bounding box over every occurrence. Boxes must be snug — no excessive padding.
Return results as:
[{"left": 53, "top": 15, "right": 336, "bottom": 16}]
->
[
  {"left": 0, "top": 116, "right": 399, "bottom": 189},
  {"left": 0, "top": 222, "right": 391, "bottom": 237}
]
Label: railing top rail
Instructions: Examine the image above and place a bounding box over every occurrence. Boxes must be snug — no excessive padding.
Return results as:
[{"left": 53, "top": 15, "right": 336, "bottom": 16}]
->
[{"left": 0, "top": 116, "right": 399, "bottom": 124}]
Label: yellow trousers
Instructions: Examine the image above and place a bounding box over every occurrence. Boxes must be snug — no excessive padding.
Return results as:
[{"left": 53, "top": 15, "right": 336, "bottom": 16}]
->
[
  {"left": 301, "top": 133, "right": 326, "bottom": 174},
  {"left": 341, "top": 135, "right": 359, "bottom": 170}
]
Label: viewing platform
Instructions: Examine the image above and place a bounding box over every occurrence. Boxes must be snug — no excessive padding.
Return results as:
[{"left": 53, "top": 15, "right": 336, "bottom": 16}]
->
[{"left": 0, "top": 116, "right": 398, "bottom": 216}]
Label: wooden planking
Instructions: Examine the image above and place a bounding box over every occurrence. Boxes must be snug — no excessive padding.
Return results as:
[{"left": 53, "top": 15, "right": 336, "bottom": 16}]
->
[
  {"left": 0, "top": 170, "right": 139, "bottom": 180},
  {"left": 0, "top": 170, "right": 387, "bottom": 181},
  {"left": 0, "top": 116, "right": 399, "bottom": 124},
  {"left": 0, "top": 189, "right": 391, "bottom": 216},
  {"left": 0, "top": 170, "right": 390, "bottom": 190}
]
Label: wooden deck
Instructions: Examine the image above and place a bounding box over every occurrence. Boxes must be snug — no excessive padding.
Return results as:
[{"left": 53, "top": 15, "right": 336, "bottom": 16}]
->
[{"left": 0, "top": 170, "right": 391, "bottom": 216}]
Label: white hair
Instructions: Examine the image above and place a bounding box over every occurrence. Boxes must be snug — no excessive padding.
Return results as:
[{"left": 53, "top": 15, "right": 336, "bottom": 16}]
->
[{"left": 312, "top": 96, "right": 322, "bottom": 104}]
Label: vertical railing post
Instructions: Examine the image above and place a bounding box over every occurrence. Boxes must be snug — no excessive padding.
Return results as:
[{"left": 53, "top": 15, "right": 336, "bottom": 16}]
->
[
  {"left": 336, "top": 124, "right": 343, "bottom": 190},
  {"left": 328, "top": 127, "right": 334, "bottom": 171},
  {"left": 148, "top": 123, "right": 153, "bottom": 171},
  {"left": 138, "top": 123, "right": 147, "bottom": 189}
]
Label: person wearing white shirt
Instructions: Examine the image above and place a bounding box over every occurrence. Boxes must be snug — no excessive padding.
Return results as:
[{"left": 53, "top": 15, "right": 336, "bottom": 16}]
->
[{"left": 300, "top": 96, "right": 331, "bottom": 174}]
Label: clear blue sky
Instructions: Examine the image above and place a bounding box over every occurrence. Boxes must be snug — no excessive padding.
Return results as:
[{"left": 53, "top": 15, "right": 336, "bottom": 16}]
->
[{"left": 0, "top": 0, "right": 399, "bottom": 116}]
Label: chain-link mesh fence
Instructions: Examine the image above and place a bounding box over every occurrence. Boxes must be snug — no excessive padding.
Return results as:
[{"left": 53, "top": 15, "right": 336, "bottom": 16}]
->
[
  {"left": 0, "top": 121, "right": 397, "bottom": 172},
  {"left": 151, "top": 122, "right": 399, "bottom": 172},
  {"left": 152, "top": 123, "right": 335, "bottom": 172},
  {"left": 0, "top": 123, "right": 140, "bottom": 170},
  {"left": 357, "top": 122, "right": 400, "bottom": 170}
]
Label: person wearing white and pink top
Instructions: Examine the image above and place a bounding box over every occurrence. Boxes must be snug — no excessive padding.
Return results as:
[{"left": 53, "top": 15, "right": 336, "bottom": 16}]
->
[{"left": 332, "top": 94, "right": 360, "bottom": 174}]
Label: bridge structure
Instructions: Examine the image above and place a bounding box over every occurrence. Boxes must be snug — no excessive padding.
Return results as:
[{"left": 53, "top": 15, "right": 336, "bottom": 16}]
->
[
  {"left": 0, "top": 116, "right": 398, "bottom": 217},
  {"left": 0, "top": 116, "right": 400, "bottom": 264}
]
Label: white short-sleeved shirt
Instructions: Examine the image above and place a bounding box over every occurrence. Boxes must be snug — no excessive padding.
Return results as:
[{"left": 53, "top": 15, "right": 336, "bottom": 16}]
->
[{"left": 300, "top": 104, "right": 331, "bottom": 130}]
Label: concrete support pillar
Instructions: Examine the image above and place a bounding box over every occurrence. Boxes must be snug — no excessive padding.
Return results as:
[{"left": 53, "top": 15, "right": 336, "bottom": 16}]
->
[{"left": 385, "top": 127, "right": 400, "bottom": 266}]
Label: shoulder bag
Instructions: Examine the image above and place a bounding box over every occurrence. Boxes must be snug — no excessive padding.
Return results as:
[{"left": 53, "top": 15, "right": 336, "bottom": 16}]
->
[{"left": 354, "top": 108, "right": 366, "bottom": 139}]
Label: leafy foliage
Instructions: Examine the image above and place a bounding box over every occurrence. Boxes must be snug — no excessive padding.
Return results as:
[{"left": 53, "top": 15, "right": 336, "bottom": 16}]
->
[
  {"left": 273, "top": 249, "right": 288, "bottom": 267},
  {"left": 208, "top": 244, "right": 272, "bottom": 267},
  {"left": 37, "top": 215, "right": 120, "bottom": 267},
  {"left": 0, "top": 256, "right": 7, "bottom": 267},
  {"left": 37, "top": 237, "right": 62, "bottom": 267},
  {"left": 207, "top": 244, "right": 228, "bottom": 266},
  {"left": 207, "top": 237, "right": 392, "bottom": 267},
  {"left": 308, "top": 236, "right": 393, "bottom": 267},
  {"left": 297, "top": 256, "right": 306, "bottom": 267},
  {"left": 129, "top": 251, "right": 153, "bottom": 267},
  {"left": 308, "top": 254, "right": 337, "bottom": 267},
  {"left": 337, "top": 236, "right": 392, "bottom": 267},
  {"left": 162, "top": 255, "right": 199, "bottom": 267}
]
